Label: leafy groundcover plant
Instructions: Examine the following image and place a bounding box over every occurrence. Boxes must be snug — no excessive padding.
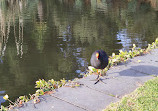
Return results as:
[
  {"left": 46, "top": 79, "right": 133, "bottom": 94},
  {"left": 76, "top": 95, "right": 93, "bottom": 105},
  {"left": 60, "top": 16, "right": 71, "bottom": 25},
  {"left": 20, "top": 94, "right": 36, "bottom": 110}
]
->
[{"left": 1, "top": 38, "right": 158, "bottom": 111}]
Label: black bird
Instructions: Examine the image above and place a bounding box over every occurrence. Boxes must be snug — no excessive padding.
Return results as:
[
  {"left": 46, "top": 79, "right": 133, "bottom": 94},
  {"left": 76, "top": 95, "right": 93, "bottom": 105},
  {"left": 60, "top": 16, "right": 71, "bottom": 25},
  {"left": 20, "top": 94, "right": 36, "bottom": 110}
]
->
[{"left": 90, "top": 50, "right": 108, "bottom": 84}]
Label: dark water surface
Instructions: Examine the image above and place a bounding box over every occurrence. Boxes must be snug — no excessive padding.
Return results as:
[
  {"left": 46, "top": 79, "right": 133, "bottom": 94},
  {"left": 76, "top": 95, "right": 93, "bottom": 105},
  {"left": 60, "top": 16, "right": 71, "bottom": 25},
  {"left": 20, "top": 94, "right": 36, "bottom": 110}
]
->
[{"left": 0, "top": 0, "right": 158, "bottom": 106}]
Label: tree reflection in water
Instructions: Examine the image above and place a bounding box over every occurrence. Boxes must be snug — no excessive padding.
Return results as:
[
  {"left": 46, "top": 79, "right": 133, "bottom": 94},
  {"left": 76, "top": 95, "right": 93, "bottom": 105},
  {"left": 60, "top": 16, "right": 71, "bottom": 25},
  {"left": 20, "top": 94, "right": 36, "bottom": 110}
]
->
[{"left": 0, "top": 0, "right": 158, "bottom": 106}]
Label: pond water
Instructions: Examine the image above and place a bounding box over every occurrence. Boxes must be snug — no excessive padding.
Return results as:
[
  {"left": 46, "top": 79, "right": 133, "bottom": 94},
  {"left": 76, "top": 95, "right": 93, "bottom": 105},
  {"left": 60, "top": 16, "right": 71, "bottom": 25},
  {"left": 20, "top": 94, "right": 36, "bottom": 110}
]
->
[{"left": 0, "top": 0, "right": 158, "bottom": 106}]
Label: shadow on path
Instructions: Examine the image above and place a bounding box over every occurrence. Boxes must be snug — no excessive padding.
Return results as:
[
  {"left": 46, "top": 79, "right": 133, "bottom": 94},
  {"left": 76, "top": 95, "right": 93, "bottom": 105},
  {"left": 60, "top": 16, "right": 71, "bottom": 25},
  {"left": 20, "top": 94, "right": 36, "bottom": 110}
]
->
[{"left": 119, "top": 65, "right": 158, "bottom": 77}]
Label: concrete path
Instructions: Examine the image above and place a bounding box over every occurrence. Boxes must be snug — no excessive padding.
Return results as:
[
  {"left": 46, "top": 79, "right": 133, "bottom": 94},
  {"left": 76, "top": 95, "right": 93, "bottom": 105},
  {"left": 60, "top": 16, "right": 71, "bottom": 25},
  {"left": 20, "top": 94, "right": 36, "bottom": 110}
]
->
[{"left": 13, "top": 49, "right": 158, "bottom": 111}]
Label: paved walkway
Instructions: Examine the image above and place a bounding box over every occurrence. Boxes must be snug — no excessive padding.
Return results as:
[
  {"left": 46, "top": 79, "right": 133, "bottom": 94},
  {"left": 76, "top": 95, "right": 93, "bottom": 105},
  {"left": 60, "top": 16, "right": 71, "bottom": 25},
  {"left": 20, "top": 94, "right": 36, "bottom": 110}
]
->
[{"left": 13, "top": 49, "right": 158, "bottom": 111}]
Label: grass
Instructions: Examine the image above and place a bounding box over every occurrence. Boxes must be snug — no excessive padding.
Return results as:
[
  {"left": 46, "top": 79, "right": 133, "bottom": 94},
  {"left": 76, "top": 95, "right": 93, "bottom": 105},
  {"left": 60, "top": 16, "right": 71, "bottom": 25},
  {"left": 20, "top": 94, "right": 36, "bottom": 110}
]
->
[
  {"left": 1, "top": 38, "right": 158, "bottom": 110},
  {"left": 104, "top": 77, "right": 158, "bottom": 111}
]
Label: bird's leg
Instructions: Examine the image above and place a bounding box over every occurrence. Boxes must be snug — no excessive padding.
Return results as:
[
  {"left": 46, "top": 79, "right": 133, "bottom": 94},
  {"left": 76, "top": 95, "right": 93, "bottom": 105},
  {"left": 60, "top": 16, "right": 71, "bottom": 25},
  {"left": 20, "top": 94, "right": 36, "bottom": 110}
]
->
[
  {"left": 96, "top": 69, "right": 99, "bottom": 80},
  {"left": 94, "top": 70, "right": 101, "bottom": 84},
  {"left": 97, "top": 69, "right": 102, "bottom": 80},
  {"left": 94, "top": 70, "right": 105, "bottom": 84},
  {"left": 98, "top": 71, "right": 101, "bottom": 80},
  {"left": 91, "top": 69, "right": 103, "bottom": 84}
]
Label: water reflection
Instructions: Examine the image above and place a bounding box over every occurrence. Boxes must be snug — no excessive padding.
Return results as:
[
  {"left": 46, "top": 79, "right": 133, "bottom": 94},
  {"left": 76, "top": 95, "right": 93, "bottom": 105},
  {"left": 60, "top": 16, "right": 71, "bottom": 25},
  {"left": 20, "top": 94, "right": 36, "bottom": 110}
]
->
[
  {"left": 0, "top": 0, "right": 158, "bottom": 106},
  {"left": 117, "top": 29, "right": 148, "bottom": 51},
  {"left": 0, "top": 91, "right": 5, "bottom": 106}
]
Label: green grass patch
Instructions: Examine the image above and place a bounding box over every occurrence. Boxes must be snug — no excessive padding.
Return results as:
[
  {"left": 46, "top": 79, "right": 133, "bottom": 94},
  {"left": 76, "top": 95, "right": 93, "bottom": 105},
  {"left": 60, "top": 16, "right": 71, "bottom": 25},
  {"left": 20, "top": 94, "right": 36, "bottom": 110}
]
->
[
  {"left": 2, "top": 38, "right": 158, "bottom": 110},
  {"left": 104, "top": 77, "right": 158, "bottom": 111}
]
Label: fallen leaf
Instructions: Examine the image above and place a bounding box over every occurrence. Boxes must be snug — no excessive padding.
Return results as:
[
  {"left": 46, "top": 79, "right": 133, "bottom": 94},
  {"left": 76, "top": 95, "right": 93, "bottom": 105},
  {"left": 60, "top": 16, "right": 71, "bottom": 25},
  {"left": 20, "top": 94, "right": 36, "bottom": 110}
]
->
[{"left": 137, "top": 60, "right": 141, "bottom": 63}]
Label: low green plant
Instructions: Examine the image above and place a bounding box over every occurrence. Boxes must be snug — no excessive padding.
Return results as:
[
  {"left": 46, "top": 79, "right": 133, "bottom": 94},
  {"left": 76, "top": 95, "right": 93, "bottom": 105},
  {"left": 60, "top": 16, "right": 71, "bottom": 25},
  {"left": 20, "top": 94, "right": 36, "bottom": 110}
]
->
[
  {"left": 86, "top": 38, "right": 158, "bottom": 76},
  {"left": 1, "top": 105, "right": 8, "bottom": 111},
  {"left": 1, "top": 78, "right": 81, "bottom": 110},
  {"left": 2, "top": 38, "right": 158, "bottom": 110},
  {"left": 35, "top": 78, "right": 80, "bottom": 94}
]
